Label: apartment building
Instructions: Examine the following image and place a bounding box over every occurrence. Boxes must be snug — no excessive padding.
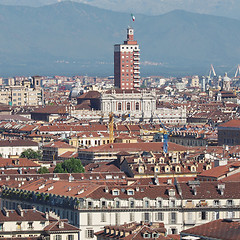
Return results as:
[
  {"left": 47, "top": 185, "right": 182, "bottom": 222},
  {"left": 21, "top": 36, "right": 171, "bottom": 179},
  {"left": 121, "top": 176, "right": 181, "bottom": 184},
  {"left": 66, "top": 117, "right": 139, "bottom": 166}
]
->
[
  {"left": 0, "top": 86, "right": 43, "bottom": 106},
  {"left": 0, "top": 205, "right": 80, "bottom": 240},
  {"left": 1, "top": 179, "right": 239, "bottom": 239}
]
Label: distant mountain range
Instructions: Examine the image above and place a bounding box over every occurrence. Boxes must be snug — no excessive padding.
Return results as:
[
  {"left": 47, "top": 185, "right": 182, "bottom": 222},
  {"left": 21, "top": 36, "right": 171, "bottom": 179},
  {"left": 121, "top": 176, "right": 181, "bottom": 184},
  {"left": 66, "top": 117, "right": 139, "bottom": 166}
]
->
[
  {"left": 0, "top": 1, "right": 240, "bottom": 77},
  {"left": 1, "top": 0, "right": 240, "bottom": 20}
]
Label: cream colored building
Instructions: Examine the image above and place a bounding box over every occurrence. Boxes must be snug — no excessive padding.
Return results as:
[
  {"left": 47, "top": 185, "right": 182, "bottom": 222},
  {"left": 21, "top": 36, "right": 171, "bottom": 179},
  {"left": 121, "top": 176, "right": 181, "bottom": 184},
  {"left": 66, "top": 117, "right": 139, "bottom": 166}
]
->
[
  {"left": 1, "top": 180, "right": 239, "bottom": 239},
  {"left": 0, "top": 85, "right": 43, "bottom": 106},
  {"left": 0, "top": 206, "right": 80, "bottom": 240}
]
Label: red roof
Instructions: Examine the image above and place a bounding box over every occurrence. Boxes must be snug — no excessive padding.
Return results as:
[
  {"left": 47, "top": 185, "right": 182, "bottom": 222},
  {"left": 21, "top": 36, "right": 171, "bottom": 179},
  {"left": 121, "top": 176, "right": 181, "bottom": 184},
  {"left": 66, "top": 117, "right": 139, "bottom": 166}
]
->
[
  {"left": 218, "top": 119, "right": 240, "bottom": 128},
  {"left": 181, "top": 219, "right": 240, "bottom": 240}
]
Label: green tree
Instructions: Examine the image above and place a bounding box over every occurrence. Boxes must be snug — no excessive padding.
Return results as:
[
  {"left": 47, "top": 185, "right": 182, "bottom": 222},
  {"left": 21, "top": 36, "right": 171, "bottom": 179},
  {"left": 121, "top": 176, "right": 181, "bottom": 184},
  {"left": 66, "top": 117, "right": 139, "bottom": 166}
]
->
[
  {"left": 37, "top": 167, "right": 49, "bottom": 174},
  {"left": 53, "top": 158, "right": 84, "bottom": 173},
  {"left": 20, "top": 149, "right": 42, "bottom": 160}
]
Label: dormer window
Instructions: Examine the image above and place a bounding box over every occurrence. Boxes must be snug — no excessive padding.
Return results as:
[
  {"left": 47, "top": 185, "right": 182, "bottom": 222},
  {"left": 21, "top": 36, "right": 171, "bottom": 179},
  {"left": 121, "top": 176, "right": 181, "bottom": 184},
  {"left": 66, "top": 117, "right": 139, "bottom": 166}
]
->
[
  {"left": 112, "top": 189, "right": 120, "bottom": 196},
  {"left": 127, "top": 189, "right": 134, "bottom": 196}
]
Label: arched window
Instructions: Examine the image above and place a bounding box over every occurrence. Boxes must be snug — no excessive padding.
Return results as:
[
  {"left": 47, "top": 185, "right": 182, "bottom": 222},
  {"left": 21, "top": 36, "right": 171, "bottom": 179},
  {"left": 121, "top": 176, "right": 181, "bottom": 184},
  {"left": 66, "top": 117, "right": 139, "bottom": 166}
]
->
[
  {"left": 127, "top": 102, "right": 130, "bottom": 111},
  {"left": 118, "top": 102, "right": 122, "bottom": 111},
  {"left": 136, "top": 102, "right": 139, "bottom": 111}
]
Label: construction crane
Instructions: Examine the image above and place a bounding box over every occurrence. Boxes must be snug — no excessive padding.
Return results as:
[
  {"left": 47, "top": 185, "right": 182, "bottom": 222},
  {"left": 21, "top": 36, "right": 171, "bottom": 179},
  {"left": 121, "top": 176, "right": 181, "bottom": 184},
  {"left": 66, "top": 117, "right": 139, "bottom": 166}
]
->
[
  {"left": 235, "top": 64, "right": 240, "bottom": 78},
  {"left": 209, "top": 64, "right": 216, "bottom": 78},
  {"left": 141, "top": 117, "right": 172, "bottom": 154},
  {"left": 109, "top": 112, "right": 114, "bottom": 144},
  {"left": 157, "top": 116, "right": 172, "bottom": 154}
]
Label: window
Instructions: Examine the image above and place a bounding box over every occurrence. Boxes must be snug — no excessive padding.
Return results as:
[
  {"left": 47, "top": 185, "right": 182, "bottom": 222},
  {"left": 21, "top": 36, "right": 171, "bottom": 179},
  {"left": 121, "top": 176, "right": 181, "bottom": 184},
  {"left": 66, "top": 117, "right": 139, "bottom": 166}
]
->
[
  {"left": 155, "top": 212, "right": 163, "bottom": 221},
  {"left": 130, "top": 200, "right": 134, "bottom": 208},
  {"left": 145, "top": 200, "right": 149, "bottom": 208},
  {"left": 201, "top": 211, "right": 207, "bottom": 220},
  {"left": 144, "top": 212, "right": 150, "bottom": 222},
  {"left": 214, "top": 200, "right": 220, "bottom": 206},
  {"left": 101, "top": 213, "right": 106, "bottom": 222},
  {"left": 67, "top": 235, "right": 74, "bottom": 240},
  {"left": 136, "top": 102, "right": 139, "bottom": 110},
  {"left": 130, "top": 212, "right": 134, "bottom": 221},
  {"left": 54, "top": 235, "right": 62, "bottom": 240},
  {"left": 127, "top": 189, "right": 134, "bottom": 195},
  {"left": 102, "top": 201, "right": 106, "bottom": 208},
  {"left": 0, "top": 223, "right": 3, "bottom": 231},
  {"left": 112, "top": 190, "right": 119, "bottom": 196},
  {"left": 28, "top": 222, "right": 33, "bottom": 229},
  {"left": 227, "top": 200, "right": 233, "bottom": 206},
  {"left": 127, "top": 102, "right": 130, "bottom": 110},
  {"left": 170, "top": 200, "right": 175, "bottom": 207},
  {"left": 115, "top": 213, "right": 120, "bottom": 225},
  {"left": 170, "top": 212, "right": 176, "bottom": 224},
  {"left": 157, "top": 200, "right": 162, "bottom": 208},
  {"left": 227, "top": 211, "right": 234, "bottom": 218},
  {"left": 116, "top": 200, "right": 120, "bottom": 208},
  {"left": 86, "top": 230, "right": 94, "bottom": 238},
  {"left": 118, "top": 102, "right": 122, "bottom": 111},
  {"left": 16, "top": 222, "right": 21, "bottom": 230},
  {"left": 87, "top": 213, "right": 92, "bottom": 226},
  {"left": 87, "top": 201, "right": 93, "bottom": 208},
  {"left": 214, "top": 211, "right": 219, "bottom": 220}
]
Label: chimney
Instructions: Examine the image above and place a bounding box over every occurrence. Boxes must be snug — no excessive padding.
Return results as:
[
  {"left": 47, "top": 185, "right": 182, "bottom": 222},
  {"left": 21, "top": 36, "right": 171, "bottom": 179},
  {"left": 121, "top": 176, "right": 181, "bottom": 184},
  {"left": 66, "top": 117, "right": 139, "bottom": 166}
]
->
[
  {"left": 191, "top": 186, "right": 197, "bottom": 195},
  {"left": 17, "top": 205, "right": 24, "bottom": 217},
  {"left": 167, "top": 179, "right": 172, "bottom": 185},
  {"left": 218, "top": 183, "right": 225, "bottom": 195},
  {"left": 2, "top": 207, "right": 9, "bottom": 217},
  {"left": 45, "top": 212, "right": 49, "bottom": 220},
  {"left": 105, "top": 186, "right": 109, "bottom": 193},
  {"left": 59, "top": 220, "right": 64, "bottom": 229}
]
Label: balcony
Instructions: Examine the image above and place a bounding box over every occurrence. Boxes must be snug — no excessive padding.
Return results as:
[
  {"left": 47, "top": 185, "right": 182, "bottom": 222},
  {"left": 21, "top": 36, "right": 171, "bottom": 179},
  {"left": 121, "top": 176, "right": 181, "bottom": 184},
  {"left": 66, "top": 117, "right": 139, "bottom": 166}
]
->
[
  {"left": 133, "top": 66, "right": 140, "bottom": 70},
  {"left": 134, "top": 84, "right": 140, "bottom": 88},
  {"left": 134, "top": 75, "right": 140, "bottom": 79},
  {"left": 134, "top": 57, "right": 140, "bottom": 61},
  {"left": 134, "top": 70, "right": 140, "bottom": 74},
  {"left": 133, "top": 62, "right": 140, "bottom": 65},
  {"left": 133, "top": 49, "right": 140, "bottom": 52},
  {"left": 133, "top": 52, "right": 140, "bottom": 56}
]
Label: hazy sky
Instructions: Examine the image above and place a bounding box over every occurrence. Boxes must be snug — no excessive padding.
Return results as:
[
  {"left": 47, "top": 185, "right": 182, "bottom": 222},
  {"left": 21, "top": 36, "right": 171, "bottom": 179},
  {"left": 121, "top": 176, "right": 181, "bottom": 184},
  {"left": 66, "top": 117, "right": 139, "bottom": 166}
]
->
[{"left": 0, "top": 0, "right": 239, "bottom": 19}]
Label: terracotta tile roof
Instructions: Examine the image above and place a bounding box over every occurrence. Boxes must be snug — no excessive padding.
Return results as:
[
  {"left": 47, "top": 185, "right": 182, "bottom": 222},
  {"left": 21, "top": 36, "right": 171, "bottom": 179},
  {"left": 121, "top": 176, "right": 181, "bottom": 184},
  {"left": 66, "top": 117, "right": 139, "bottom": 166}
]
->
[
  {"left": 44, "top": 220, "right": 80, "bottom": 232},
  {"left": 32, "top": 105, "right": 67, "bottom": 114},
  {"left": 179, "top": 181, "right": 240, "bottom": 199},
  {"left": 0, "top": 158, "right": 40, "bottom": 168},
  {"left": 218, "top": 119, "right": 240, "bottom": 128},
  {"left": 0, "top": 208, "right": 49, "bottom": 222},
  {"left": 181, "top": 219, "right": 240, "bottom": 240},
  {"left": 198, "top": 162, "right": 240, "bottom": 178},
  {"left": 43, "top": 141, "right": 75, "bottom": 149},
  {"left": 81, "top": 142, "right": 189, "bottom": 153},
  {"left": 0, "top": 140, "right": 38, "bottom": 147},
  {"left": 58, "top": 151, "right": 78, "bottom": 158},
  {"left": 77, "top": 91, "right": 101, "bottom": 99}
]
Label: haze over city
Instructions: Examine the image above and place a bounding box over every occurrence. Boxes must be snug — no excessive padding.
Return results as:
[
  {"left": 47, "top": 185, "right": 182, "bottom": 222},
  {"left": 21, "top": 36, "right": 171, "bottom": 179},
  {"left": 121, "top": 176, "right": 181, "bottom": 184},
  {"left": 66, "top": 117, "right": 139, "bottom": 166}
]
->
[{"left": 0, "top": 1, "right": 239, "bottom": 240}]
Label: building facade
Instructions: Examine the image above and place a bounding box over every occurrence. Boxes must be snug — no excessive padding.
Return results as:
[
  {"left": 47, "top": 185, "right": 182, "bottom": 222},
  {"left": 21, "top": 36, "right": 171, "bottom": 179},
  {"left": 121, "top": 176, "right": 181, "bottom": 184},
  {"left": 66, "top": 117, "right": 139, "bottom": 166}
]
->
[
  {"left": 114, "top": 27, "right": 140, "bottom": 89},
  {"left": 1, "top": 180, "right": 239, "bottom": 239}
]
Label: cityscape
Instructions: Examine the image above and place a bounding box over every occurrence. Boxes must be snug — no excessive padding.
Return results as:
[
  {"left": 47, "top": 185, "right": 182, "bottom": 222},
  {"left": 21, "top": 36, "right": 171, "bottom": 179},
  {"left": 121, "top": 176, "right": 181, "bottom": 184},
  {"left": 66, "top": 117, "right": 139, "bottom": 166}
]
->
[{"left": 0, "top": 1, "right": 240, "bottom": 240}]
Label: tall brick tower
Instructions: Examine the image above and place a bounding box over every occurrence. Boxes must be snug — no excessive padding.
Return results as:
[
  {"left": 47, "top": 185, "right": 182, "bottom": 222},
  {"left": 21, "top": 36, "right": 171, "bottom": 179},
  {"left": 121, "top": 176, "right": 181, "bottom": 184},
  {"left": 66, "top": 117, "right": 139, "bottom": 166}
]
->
[{"left": 114, "top": 27, "right": 140, "bottom": 89}]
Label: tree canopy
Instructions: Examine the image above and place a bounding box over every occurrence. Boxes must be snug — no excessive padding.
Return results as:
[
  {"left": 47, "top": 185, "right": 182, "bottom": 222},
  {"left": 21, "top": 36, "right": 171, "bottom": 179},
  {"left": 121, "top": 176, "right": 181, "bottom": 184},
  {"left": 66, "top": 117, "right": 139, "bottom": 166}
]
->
[
  {"left": 20, "top": 149, "right": 42, "bottom": 160},
  {"left": 53, "top": 158, "right": 84, "bottom": 173},
  {"left": 37, "top": 167, "right": 49, "bottom": 174}
]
